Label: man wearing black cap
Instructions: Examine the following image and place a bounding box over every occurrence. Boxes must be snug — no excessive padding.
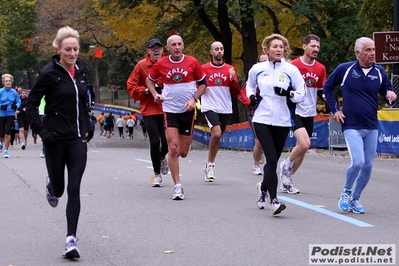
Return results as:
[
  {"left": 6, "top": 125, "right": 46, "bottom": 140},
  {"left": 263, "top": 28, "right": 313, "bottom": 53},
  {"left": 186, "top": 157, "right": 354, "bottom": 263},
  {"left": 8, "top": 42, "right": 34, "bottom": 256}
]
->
[{"left": 127, "top": 38, "right": 169, "bottom": 187}]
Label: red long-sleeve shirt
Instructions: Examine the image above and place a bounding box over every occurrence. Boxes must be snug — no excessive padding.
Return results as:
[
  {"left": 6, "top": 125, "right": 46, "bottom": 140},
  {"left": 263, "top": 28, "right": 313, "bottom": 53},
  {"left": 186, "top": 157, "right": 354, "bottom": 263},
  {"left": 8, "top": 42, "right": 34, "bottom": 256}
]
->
[{"left": 127, "top": 53, "right": 165, "bottom": 116}]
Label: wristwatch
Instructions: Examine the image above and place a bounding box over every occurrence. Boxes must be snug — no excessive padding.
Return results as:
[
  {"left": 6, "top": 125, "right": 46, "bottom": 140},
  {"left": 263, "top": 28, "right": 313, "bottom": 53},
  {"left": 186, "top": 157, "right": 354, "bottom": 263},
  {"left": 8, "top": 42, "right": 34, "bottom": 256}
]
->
[{"left": 193, "top": 95, "right": 199, "bottom": 101}]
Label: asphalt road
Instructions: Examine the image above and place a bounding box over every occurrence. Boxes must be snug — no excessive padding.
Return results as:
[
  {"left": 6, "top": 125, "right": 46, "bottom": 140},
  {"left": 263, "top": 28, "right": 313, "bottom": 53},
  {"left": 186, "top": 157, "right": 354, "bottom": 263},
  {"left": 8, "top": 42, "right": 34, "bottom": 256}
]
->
[{"left": 0, "top": 121, "right": 398, "bottom": 265}]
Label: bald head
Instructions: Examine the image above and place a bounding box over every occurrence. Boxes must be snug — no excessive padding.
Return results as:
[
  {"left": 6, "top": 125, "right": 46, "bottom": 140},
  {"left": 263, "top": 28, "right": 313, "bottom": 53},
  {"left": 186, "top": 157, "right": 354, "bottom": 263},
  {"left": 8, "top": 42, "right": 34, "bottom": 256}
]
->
[
  {"left": 257, "top": 54, "right": 268, "bottom": 63},
  {"left": 210, "top": 41, "right": 223, "bottom": 50},
  {"left": 210, "top": 41, "right": 224, "bottom": 64},
  {"left": 166, "top": 35, "right": 184, "bottom": 61},
  {"left": 167, "top": 35, "right": 183, "bottom": 46}
]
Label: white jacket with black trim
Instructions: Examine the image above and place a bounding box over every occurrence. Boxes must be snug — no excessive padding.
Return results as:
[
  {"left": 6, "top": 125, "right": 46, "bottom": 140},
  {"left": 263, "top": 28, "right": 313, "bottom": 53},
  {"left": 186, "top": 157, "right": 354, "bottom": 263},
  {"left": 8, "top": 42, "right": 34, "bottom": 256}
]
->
[{"left": 246, "top": 58, "right": 306, "bottom": 127}]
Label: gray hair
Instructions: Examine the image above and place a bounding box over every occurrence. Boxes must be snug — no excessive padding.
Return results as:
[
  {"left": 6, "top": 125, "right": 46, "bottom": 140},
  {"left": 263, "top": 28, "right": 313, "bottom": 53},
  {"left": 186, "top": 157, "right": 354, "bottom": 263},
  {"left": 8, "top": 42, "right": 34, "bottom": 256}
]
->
[
  {"left": 52, "top": 26, "right": 80, "bottom": 49},
  {"left": 166, "top": 35, "right": 183, "bottom": 46},
  {"left": 2, "top": 74, "right": 14, "bottom": 82},
  {"left": 354, "top": 37, "right": 374, "bottom": 53}
]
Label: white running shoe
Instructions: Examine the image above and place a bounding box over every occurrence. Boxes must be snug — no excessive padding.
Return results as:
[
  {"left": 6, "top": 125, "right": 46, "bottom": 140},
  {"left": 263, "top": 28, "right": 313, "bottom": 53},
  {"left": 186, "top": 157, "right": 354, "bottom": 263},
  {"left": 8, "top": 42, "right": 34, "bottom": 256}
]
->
[
  {"left": 256, "top": 182, "right": 268, "bottom": 209},
  {"left": 64, "top": 235, "right": 80, "bottom": 259},
  {"left": 259, "top": 154, "right": 265, "bottom": 164},
  {"left": 172, "top": 184, "right": 184, "bottom": 200},
  {"left": 279, "top": 160, "right": 293, "bottom": 186},
  {"left": 279, "top": 183, "right": 300, "bottom": 194},
  {"left": 271, "top": 198, "right": 286, "bottom": 215},
  {"left": 152, "top": 174, "right": 162, "bottom": 187},
  {"left": 160, "top": 158, "right": 169, "bottom": 175},
  {"left": 203, "top": 163, "right": 215, "bottom": 182},
  {"left": 252, "top": 165, "right": 262, "bottom": 175}
]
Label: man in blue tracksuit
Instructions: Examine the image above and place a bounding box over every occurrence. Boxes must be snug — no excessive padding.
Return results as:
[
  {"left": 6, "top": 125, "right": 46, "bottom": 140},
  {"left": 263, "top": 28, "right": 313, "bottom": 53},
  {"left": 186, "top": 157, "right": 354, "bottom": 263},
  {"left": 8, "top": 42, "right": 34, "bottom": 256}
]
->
[
  {"left": 0, "top": 74, "right": 21, "bottom": 158},
  {"left": 324, "top": 37, "right": 397, "bottom": 214}
]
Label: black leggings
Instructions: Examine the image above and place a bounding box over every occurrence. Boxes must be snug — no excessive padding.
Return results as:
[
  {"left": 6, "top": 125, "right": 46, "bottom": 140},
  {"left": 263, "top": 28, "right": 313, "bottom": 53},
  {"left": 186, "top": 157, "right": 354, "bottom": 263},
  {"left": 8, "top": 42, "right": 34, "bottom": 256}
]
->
[
  {"left": 253, "top": 123, "right": 290, "bottom": 199},
  {"left": 45, "top": 137, "right": 87, "bottom": 237},
  {"left": 118, "top": 127, "right": 124, "bottom": 137},
  {"left": 0, "top": 116, "right": 14, "bottom": 138},
  {"left": 143, "top": 114, "right": 168, "bottom": 175}
]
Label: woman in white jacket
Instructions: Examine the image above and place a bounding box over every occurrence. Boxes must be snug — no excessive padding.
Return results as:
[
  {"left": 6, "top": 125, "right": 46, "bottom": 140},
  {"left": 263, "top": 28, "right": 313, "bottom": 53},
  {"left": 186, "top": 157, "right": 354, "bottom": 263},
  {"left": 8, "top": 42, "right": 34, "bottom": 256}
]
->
[
  {"left": 116, "top": 115, "right": 125, "bottom": 138},
  {"left": 246, "top": 34, "right": 306, "bottom": 215}
]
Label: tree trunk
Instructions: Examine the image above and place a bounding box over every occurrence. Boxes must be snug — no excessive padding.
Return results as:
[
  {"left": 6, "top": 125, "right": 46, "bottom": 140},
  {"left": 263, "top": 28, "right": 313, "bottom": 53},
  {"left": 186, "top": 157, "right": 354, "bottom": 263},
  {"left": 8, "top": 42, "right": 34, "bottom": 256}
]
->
[
  {"left": 237, "top": 0, "right": 257, "bottom": 123},
  {"left": 239, "top": 0, "right": 258, "bottom": 79}
]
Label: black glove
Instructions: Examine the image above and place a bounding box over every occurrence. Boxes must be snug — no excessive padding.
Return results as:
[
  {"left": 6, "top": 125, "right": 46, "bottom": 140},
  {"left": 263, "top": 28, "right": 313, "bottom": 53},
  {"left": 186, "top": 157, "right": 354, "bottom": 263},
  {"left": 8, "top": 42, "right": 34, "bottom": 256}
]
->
[
  {"left": 11, "top": 103, "right": 17, "bottom": 110},
  {"left": 0, "top": 105, "right": 7, "bottom": 111},
  {"left": 40, "top": 130, "right": 57, "bottom": 147},
  {"left": 86, "top": 128, "right": 94, "bottom": 142},
  {"left": 249, "top": 95, "right": 258, "bottom": 107},
  {"left": 274, "top": 87, "right": 291, "bottom": 97}
]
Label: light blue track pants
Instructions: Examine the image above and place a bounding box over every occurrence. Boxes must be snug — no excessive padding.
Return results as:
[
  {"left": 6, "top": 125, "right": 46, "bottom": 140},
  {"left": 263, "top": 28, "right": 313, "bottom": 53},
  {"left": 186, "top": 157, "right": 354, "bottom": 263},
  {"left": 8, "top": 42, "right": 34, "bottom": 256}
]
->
[{"left": 343, "top": 129, "right": 378, "bottom": 200}]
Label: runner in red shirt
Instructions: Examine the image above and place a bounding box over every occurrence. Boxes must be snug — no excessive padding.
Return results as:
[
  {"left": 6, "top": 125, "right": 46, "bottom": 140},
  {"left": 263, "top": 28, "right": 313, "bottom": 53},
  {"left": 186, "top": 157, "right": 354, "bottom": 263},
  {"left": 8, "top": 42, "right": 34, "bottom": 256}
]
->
[
  {"left": 279, "top": 34, "right": 327, "bottom": 194},
  {"left": 146, "top": 35, "right": 207, "bottom": 200},
  {"left": 201, "top": 41, "right": 240, "bottom": 182},
  {"left": 127, "top": 39, "right": 169, "bottom": 187}
]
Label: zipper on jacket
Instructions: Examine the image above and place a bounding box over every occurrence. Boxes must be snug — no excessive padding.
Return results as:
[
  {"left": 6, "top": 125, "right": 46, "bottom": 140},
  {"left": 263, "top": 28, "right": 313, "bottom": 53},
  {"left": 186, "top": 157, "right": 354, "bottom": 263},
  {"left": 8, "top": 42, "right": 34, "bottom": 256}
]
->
[{"left": 56, "top": 62, "right": 81, "bottom": 137}]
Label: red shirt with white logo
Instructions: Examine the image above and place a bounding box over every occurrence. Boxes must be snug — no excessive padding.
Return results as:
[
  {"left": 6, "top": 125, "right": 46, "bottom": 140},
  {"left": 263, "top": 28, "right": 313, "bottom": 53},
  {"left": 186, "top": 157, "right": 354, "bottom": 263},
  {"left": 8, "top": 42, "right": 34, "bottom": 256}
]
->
[{"left": 148, "top": 54, "right": 206, "bottom": 113}]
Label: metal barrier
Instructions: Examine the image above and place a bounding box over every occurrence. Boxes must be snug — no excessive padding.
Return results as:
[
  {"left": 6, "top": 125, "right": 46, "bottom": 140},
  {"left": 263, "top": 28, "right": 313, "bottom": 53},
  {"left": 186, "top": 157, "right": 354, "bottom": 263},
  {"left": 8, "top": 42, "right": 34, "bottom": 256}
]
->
[
  {"left": 328, "top": 113, "right": 347, "bottom": 154},
  {"left": 391, "top": 74, "right": 399, "bottom": 108}
]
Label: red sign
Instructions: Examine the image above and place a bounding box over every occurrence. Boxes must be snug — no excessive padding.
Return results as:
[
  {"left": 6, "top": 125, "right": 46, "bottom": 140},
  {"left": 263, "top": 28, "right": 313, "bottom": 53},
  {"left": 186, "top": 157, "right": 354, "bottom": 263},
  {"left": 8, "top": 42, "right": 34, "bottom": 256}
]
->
[
  {"left": 374, "top": 31, "right": 399, "bottom": 64},
  {"left": 94, "top": 47, "right": 103, "bottom": 59},
  {"left": 107, "top": 84, "right": 117, "bottom": 91}
]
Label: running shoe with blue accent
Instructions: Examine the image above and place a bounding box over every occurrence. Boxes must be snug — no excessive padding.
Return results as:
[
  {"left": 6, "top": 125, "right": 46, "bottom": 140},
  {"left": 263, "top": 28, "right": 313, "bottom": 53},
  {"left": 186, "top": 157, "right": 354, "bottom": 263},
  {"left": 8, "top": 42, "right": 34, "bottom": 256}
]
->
[
  {"left": 338, "top": 190, "right": 352, "bottom": 211},
  {"left": 64, "top": 234, "right": 80, "bottom": 259},
  {"left": 349, "top": 199, "right": 365, "bottom": 214},
  {"left": 172, "top": 184, "right": 184, "bottom": 200},
  {"left": 46, "top": 177, "right": 58, "bottom": 207},
  {"left": 4, "top": 150, "right": 9, "bottom": 158},
  {"left": 279, "top": 182, "right": 300, "bottom": 194},
  {"left": 279, "top": 160, "right": 293, "bottom": 186}
]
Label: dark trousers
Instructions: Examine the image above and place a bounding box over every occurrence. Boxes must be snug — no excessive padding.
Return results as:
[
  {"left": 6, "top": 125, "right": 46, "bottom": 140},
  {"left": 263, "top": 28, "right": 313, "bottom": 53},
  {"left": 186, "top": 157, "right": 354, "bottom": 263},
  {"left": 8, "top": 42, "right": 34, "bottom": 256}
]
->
[
  {"left": 45, "top": 137, "right": 87, "bottom": 236},
  {"left": 143, "top": 114, "right": 168, "bottom": 175},
  {"left": 253, "top": 123, "right": 290, "bottom": 199},
  {"left": 118, "top": 127, "right": 124, "bottom": 137}
]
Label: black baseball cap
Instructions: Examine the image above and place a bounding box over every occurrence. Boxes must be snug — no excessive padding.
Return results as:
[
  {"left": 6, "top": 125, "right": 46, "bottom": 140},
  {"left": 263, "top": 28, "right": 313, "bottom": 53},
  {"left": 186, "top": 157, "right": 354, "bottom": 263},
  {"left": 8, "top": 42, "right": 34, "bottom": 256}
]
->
[{"left": 147, "top": 39, "right": 163, "bottom": 48}]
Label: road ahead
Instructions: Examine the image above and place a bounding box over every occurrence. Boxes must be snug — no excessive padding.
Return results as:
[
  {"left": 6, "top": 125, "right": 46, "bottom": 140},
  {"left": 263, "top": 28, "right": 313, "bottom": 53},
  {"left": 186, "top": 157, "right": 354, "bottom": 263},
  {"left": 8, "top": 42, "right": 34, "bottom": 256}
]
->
[{"left": 0, "top": 121, "right": 397, "bottom": 265}]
